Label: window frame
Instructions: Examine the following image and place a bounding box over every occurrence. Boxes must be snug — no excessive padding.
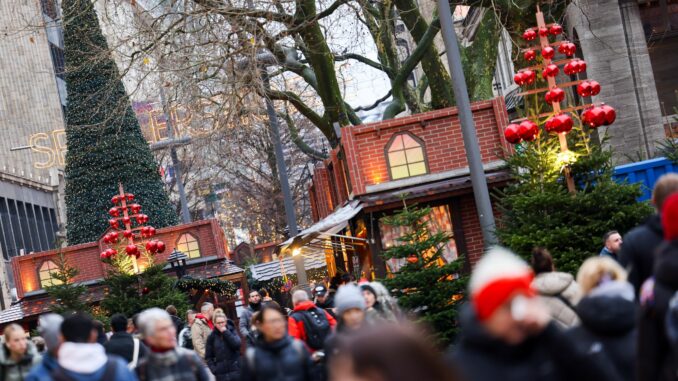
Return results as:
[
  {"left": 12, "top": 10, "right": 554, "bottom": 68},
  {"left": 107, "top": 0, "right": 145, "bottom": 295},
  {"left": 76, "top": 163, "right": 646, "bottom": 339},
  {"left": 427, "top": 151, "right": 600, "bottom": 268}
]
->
[
  {"left": 384, "top": 132, "right": 429, "bottom": 181},
  {"left": 176, "top": 233, "right": 201, "bottom": 259},
  {"left": 37, "top": 259, "right": 62, "bottom": 289}
]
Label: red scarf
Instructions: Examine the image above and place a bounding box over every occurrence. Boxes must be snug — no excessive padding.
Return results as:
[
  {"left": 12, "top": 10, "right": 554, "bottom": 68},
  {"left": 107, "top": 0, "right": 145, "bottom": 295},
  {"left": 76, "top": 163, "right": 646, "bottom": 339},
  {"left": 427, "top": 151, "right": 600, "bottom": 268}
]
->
[{"left": 195, "top": 314, "right": 214, "bottom": 330}]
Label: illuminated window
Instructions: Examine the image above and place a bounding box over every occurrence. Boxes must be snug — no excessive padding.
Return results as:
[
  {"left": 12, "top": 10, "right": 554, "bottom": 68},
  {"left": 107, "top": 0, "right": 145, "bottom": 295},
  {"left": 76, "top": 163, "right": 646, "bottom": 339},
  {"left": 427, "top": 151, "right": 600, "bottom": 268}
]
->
[
  {"left": 386, "top": 133, "right": 428, "bottom": 180},
  {"left": 39, "top": 260, "right": 62, "bottom": 288},
  {"left": 176, "top": 233, "right": 201, "bottom": 259}
]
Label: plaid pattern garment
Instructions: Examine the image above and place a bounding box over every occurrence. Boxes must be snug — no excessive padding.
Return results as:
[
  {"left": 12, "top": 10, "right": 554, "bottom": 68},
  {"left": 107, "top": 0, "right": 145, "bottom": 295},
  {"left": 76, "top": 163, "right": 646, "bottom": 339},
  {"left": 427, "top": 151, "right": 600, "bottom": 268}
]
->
[{"left": 136, "top": 348, "right": 213, "bottom": 381}]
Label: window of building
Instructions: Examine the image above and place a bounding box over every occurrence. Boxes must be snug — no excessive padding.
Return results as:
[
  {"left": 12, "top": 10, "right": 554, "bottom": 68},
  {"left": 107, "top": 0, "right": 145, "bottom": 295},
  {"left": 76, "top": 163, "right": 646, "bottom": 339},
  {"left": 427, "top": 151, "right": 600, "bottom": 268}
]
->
[
  {"left": 40, "top": 0, "right": 59, "bottom": 20},
  {"left": 176, "top": 233, "right": 201, "bottom": 259},
  {"left": 386, "top": 133, "right": 428, "bottom": 180},
  {"left": 49, "top": 43, "right": 65, "bottom": 79},
  {"left": 39, "top": 260, "right": 63, "bottom": 288}
]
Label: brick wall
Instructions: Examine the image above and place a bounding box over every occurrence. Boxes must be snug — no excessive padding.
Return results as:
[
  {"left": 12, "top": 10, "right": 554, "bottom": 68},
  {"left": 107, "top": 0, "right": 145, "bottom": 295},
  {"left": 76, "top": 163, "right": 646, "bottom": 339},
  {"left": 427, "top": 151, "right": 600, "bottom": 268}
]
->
[
  {"left": 309, "top": 163, "right": 334, "bottom": 220},
  {"left": 342, "top": 98, "right": 510, "bottom": 196},
  {"left": 12, "top": 219, "right": 228, "bottom": 298}
]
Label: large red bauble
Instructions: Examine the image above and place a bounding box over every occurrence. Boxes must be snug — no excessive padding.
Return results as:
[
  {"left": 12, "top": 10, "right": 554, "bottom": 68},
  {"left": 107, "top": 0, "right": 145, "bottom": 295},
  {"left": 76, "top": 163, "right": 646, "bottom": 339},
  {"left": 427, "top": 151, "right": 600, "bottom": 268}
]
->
[
  {"left": 600, "top": 105, "right": 617, "bottom": 125},
  {"left": 545, "top": 116, "right": 562, "bottom": 133},
  {"left": 518, "top": 121, "right": 539, "bottom": 142},
  {"left": 549, "top": 24, "right": 563, "bottom": 36},
  {"left": 146, "top": 240, "right": 158, "bottom": 253},
  {"left": 109, "top": 231, "right": 119, "bottom": 242},
  {"left": 558, "top": 42, "right": 576, "bottom": 57},
  {"left": 140, "top": 226, "right": 150, "bottom": 237},
  {"left": 555, "top": 114, "right": 574, "bottom": 133},
  {"left": 522, "top": 29, "right": 537, "bottom": 41},
  {"left": 106, "top": 248, "right": 117, "bottom": 257},
  {"left": 126, "top": 244, "right": 139, "bottom": 256},
  {"left": 136, "top": 214, "right": 145, "bottom": 224},
  {"left": 148, "top": 227, "right": 156, "bottom": 237},
  {"left": 156, "top": 241, "right": 166, "bottom": 253},
  {"left": 523, "top": 70, "right": 536, "bottom": 85},
  {"left": 126, "top": 193, "right": 135, "bottom": 201},
  {"left": 567, "top": 59, "right": 586, "bottom": 75},
  {"left": 542, "top": 64, "right": 559, "bottom": 79},
  {"left": 538, "top": 27, "right": 549, "bottom": 37},
  {"left": 545, "top": 88, "right": 565, "bottom": 104},
  {"left": 109, "top": 219, "right": 119, "bottom": 229},
  {"left": 100, "top": 251, "right": 109, "bottom": 259},
  {"left": 109, "top": 207, "right": 120, "bottom": 217},
  {"left": 514, "top": 72, "right": 526, "bottom": 86},
  {"left": 563, "top": 62, "right": 574, "bottom": 75},
  {"left": 123, "top": 230, "right": 134, "bottom": 238},
  {"left": 504, "top": 124, "right": 522, "bottom": 144},
  {"left": 541, "top": 46, "right": 555, "bottom": 60},
  {"left": 577, "top": 81, "right": 592, "bottom": 97},
  {"left": 111, "top": 196, "right": 120, "bottom": 204},
  {"left": 524, "top": 49, "right": 536, "bottom": 61},
  {"left": 143, "top": 215, "right": 150, "bottom": 224},
  {"left": 122, "top": 216, "right": 131, "bottom": 225},
  {"left": 589, "top": 80, "right": 601, "bottom": 96},
  {"left": 130, "top": 204, "right": 142, "bottom": 214},
  {"left": 103, "top": 234, "right": 111, "bottom": 244},
  {"left": 582, "top": 107, "right": 606, "bottom": 128}
]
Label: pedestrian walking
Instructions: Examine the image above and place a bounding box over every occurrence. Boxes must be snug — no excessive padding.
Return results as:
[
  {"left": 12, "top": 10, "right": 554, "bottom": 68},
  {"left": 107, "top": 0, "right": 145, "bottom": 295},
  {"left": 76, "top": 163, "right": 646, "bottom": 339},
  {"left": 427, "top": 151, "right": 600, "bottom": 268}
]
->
[
  {"left": 369, "top": 282, "right": 402, "bottom": 321},
  {"left": 241, "top": 304, "right": 314, "bottom": 381},
  {"left": 620, "top": 173, "right": 678, "bottom": 293},
  {"left": 51, "top": 313, "right": 136, "bottom": 381},
  {"left": 600, "top": 231, "right": 623, "bottom": 261},
  {"left": 104, "top": 314, "right": 148, "bottom": 367},
  {"left": 288, "top": 290, "right": 336, "bottom": 353},
  {"left": 360, "top": 284, "right": 396, "bottom": 324},
  {"left": 166, "top": 305, "right": 185, "bottom": 339},
  {"left": 205, "top": 312, "right": 241, "bottom": 381},
  {"left": 313, "top": 286, "right": 336, "bottom": 319},
  {"left": 0, "top": 324, "right": 41, "bottom": 381},
  {"left": 452, "top": 246, "right": 622, "bottom": 381},
  {"left": 26, "top": 314, "right": 62, "bottom": 381},
  {"left": 324, "top": 284, "right": 367, "bottom": 362},
  {"left": 191, "top": 302, "right": 215, "bottom": 359},
  {"left": 94, "top": 320, "right": 108, "bottom": 345},
  {"left": 135, "top": 308, "right": 211, "bottom": 381},
  {"left": 568, "top": 257, "right": 636, "bottom": 381},
  {"left": 239, "top": 291, "right": 262, "bottom": 346},
  {"left": 530, "top": 247, "right": 582, "bottom": 328},
  {"left": 638, "top": 192, "right": 678, "bottom": 381},
  {"left": 178, "top": 310, "right": 196, "bottom": 350}
]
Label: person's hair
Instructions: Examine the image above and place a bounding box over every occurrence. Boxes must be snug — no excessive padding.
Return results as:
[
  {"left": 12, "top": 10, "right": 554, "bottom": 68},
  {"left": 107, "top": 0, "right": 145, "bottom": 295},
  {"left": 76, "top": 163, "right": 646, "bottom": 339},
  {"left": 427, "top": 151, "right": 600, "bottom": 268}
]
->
[
  {"left": 213, "top": 312, "right": 227, "bottom": 323},
  {"left": 530, "top": 247, "right": 554, "bottom": 274},
  {"left": 653, "top": 173, "right": 678, "bottom": 210},
  {"left": 32, "top": 336, "right": 45, "bottom": 352},
  {"left": 132, "top": 314, "right": 140, "bottom": 328},
  {"left": 201, "top": 302, "right": 214, "bottom": 313},
  {"left": 292, "top": 289, "right": 310, "bottom": 305},
  {"left": 165, "top": 305, "right": 178, "bottom": 316},
  {"left": 249, "top": 290, "right": 260, "bottom": 297},
  {"left": 259, "top": 288, "right": 269, "bottom": 297},
  {"left": 214, "top": 308, "right": 224, "bottom": 315},
  {"left": 110, "top": 314, "right": 128, "bottom": 333},
  {"left": 3, "top": 324, "right": 24, "bottom": 342},
  {"left": 330, "top": 324, "right": 459, "bottom": 381},
  {"left": 137, "top": 308, "right": 172, "bottom": 338},
  {"left": 61, "top": 313, "right": 94, "bottom": 343},
  {"left": 252, "top": 304, "right": 283, "bottom": 326},
  {"left": 577, "top": 256, "right": 627, "bottom": 295},
  {"left": 603, "top": 231, "right": 619, "bottom": 245},
  {"left": 340, "top": 273, "right": 351, "bottom": 284},
  {"left": 186, "top": 309, "right": 196, "bottom": 317}
]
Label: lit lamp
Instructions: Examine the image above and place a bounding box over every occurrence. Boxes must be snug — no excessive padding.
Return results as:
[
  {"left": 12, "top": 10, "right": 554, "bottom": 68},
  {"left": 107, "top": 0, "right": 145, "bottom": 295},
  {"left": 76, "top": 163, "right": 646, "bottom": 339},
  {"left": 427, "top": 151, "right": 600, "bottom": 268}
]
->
[{"left": 167, "top": 248, "right": 188, "bottom": 279}]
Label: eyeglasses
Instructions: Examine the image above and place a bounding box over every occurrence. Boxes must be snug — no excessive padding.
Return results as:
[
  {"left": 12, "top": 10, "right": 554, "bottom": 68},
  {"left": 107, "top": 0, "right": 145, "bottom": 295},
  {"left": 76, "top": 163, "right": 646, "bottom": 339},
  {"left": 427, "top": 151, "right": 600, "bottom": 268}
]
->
[{"left": 215, "top": 321, "right": 227, "bottom": 325}]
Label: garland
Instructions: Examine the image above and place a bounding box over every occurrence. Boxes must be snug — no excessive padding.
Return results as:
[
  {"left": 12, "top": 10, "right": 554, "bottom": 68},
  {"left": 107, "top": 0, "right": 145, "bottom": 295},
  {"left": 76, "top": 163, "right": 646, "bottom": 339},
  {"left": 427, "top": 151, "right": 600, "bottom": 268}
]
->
[{"left": 175, "top": 277, "right": 237, "bottom": 297}]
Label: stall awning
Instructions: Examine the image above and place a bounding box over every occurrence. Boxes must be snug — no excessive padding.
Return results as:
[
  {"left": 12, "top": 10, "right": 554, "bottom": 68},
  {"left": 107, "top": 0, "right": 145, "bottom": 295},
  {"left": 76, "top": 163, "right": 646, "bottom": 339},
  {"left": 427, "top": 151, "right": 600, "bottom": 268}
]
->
[{"left": 249, "top": 250, "right": 328, "bottom": 281}]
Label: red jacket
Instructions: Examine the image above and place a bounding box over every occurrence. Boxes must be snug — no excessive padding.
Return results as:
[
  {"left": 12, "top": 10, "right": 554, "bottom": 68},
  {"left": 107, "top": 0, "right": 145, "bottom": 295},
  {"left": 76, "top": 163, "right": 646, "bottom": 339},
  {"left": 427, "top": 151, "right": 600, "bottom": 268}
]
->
[{"left": 288, "top": 300, "right": 336, "bottom": 352}]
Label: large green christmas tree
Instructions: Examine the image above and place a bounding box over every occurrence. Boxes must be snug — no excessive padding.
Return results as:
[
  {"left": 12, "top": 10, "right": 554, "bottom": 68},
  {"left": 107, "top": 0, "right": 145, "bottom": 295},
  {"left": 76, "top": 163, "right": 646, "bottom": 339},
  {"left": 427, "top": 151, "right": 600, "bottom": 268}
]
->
[
  {"left": 62, "top": 0, "right": 178, "bottom": 244},
  {"left": 380, "top": 202, "right": 466, "bottom": 346}
]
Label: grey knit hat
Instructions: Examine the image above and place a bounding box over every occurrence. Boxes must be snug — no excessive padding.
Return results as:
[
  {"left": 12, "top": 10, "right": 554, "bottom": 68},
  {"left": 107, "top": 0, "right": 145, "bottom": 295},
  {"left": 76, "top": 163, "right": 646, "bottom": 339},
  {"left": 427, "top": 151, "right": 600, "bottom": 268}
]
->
[
  {"left": 335, "top": 284, "right": 366, "bottom": 316},
  {"left": 38, "top": 313, "right": 64, "bottom": 352}
]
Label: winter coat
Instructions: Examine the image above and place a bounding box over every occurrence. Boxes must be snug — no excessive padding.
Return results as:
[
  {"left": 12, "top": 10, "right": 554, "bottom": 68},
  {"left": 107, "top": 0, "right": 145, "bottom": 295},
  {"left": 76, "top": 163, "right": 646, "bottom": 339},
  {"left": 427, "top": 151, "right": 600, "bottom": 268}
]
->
[
  {"left": 170, "top": 315, "right": 185, "bottom": 338},
  {"left": 239, "top": 305, "right": 259, "bottom": 339},
  {"left": 315, "top": 296, "right": 336, "bottom": 319},
  {"left": 190, "top": 315, "right": 213, "bottom": 359},
  {"left": 567, "top": 282, "right": 637, "bottom": 381},
  {"left": 178, "top": 326, "right": 193, "bottom": 350},
  {"left": 104, "top": 332, "right": 148, "bottom": 364},
  {"left": 240, "top": 336, "right": 313, "bottom": 381},
  {"left": 638, "top": 240, "right": 678, "bottom": 381},
  {"left": 25, "top": 352, "right": 57, "bottom": 381},
  {"left": 452, "top": 306, "right": 623, "bottom": 381},
  {"left": 288, "top": 301, "right": 337, "bottom": 352},
  {"left": 135, "top": 347, "right": 211, "bottom": 381},
  {"left": 54, "top": 342, "right": 136, "bottom": 381},
  {"left": 619, "top": 214, "right": 664, "bottom": 293},
  {"left": 364, "top": 303, "right": 396, "bottom": 326},
  {"left": 532, "top": 272, "right": 582, "bottom": 328},
  {"left": 205, "top": 321, "right": 241, "bottom": 381},
  {"left": 0, "top": 341, "right": 42, "bottom": 381}
]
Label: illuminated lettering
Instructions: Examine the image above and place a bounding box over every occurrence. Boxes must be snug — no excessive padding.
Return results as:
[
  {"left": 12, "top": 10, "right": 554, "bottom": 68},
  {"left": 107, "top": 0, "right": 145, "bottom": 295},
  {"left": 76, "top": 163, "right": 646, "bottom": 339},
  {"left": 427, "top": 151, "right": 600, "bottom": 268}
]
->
[
  {"left": 53, "top": 129, "right": 66, "bottom": 166},
  {"left": 30, "top": 133, "right": 55, "bottom": 169}
]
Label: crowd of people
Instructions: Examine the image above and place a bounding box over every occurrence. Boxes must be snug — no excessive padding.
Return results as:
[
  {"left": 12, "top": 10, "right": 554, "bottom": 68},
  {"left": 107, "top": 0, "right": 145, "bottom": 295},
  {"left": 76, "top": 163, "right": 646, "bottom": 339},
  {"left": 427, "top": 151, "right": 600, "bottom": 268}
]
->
[{"left": 1, "top": 173, "right": 678, "bottom": 381}]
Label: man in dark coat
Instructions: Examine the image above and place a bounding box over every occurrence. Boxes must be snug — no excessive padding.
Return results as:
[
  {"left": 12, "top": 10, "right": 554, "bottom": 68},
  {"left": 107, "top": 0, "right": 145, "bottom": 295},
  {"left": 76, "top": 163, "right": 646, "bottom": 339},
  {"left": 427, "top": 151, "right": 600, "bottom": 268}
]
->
[
  {"left": 313, "top": 286, "right": 336, "bottom": 319},
  {"left": 166, "top": 305, "right": 185, "bottom": 338},
  {"left": 239, "top": 290, "right": 262, "bottom": 345},
  {"left": 619, "top": 173, "right": 678, "bottom": 293},
  {"left": 104, "top": 313, "right": 148, "bottom": 366}
]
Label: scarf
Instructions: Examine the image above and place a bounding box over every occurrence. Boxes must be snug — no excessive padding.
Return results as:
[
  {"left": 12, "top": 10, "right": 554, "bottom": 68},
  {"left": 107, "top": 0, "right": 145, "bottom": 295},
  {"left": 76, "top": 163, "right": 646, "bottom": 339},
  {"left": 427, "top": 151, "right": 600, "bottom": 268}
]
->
[
  {"left": 195, "top": 314, "right": 214, "bottom": 330},
  {"left": 58, "top": 342, "right": 107, "bottom": 373}
]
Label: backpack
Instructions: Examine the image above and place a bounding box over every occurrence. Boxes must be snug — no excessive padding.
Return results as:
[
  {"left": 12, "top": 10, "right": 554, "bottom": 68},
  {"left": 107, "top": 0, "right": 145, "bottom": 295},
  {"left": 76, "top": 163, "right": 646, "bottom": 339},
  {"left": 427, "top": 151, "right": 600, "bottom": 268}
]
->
[{"left": 291, "top": 308, "right": 331, "bottom": 350}]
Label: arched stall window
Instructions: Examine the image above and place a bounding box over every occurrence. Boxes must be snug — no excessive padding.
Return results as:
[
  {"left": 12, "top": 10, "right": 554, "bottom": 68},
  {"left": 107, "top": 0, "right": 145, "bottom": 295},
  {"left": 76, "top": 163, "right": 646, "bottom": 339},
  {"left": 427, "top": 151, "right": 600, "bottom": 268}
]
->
[
  {"left": 176, "top": 233, "right": 201, "bottom": 259},
  {"left": 385, "top": 132, "right": 428, "bottom": 180}
]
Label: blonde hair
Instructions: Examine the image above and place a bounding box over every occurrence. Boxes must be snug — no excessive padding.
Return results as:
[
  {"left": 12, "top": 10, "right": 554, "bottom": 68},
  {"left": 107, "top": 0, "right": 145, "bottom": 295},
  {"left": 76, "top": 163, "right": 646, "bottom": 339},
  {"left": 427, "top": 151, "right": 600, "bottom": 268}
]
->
[
  {"left": 576, "top": 256, "right": 627, "bottom": 295},
  {"left": 3, "top": 324, "right": 24, "bottom": 342}
]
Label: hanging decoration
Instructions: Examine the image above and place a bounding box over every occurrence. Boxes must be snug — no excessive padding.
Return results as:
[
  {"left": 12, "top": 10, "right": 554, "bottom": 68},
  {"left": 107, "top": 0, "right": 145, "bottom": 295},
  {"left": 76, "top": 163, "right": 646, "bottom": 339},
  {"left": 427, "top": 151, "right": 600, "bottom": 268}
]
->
[
  {"left": 175, "top": 276, "right": 237, "bottom": 297},
  {"left": 504, "top": 8, "right": 617, "bottom": 193}
]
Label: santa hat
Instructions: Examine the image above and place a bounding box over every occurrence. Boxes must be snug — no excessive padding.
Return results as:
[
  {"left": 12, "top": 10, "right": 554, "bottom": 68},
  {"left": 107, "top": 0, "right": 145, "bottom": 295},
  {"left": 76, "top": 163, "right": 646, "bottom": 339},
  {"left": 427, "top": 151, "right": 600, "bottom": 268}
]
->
[
  {"left": 470, "top": 246, "right": 535, "bottom": 321},
  {"left": 662, "top": 193, "right": 678, "bottom": 241}
]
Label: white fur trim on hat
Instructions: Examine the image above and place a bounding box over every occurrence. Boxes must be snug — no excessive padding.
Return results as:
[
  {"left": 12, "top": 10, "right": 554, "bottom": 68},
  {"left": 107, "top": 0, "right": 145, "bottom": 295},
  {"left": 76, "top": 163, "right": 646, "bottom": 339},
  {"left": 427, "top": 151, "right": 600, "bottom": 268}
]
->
[{"left": 470, "top": 246, "right": 532, "bottom": 294}]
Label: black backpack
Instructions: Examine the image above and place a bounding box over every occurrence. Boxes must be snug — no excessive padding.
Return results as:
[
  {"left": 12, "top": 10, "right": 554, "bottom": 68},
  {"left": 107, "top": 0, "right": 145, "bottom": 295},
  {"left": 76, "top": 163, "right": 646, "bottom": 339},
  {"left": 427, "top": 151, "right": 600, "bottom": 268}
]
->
[{"left": 292, "top": 308, "right": 331, "bottom": 350}]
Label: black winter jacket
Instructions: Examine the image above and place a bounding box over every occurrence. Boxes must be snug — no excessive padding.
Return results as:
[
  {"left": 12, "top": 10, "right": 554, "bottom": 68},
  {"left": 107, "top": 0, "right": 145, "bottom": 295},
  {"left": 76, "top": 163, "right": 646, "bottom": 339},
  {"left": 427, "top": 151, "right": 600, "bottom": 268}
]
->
[
  {"left": 619, "top": 214, "right": 664, "bottom": 293},
  {"left": 241, "top": 336, "right": 313, "bottom": 381},
  {"left": 205, "top": 321, "right": 241, "bottom": 381},
  {"left": 104, "top": 332, "right": 148, "bottom": 364},
  {"left": 452, "top": 306, "right": 623, "bottom": 381},
  {"left": 638, "top": 240, "right": 678, "bottom": 381},
  {"left": 567, "top": 286, "right": 637, "bottom": 381}
]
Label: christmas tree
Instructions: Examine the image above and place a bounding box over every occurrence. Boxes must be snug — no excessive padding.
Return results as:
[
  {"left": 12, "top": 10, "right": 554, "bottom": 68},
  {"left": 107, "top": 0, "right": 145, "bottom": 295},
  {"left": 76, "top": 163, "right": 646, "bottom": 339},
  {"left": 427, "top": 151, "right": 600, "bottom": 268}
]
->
[
  {"left": 380, "top": 201, "right": 466, "bottom": 346},
  {"left": 44, "top": 252, "right": 90, "bottom": 314},
  {"left": 62, "top": 0, "right": 178, "bottom": 245}
]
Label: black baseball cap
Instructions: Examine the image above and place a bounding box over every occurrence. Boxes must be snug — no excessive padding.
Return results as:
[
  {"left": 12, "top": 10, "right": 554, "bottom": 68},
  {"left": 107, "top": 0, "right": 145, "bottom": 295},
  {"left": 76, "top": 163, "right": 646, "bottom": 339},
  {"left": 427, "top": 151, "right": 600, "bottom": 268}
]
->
[{"left": 314, "top": 285, "right": 328, "bottom": 296}]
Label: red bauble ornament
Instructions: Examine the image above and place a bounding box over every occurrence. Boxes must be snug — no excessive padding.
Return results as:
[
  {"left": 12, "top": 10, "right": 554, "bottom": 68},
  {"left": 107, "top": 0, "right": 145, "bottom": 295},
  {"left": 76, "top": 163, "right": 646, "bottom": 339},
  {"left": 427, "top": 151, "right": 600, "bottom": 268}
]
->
[
  {"left": 155, "top": 241, "right": 166, "bottom": 253},
  {"left": 130, "top": 204, "right": 142, "bottom": 214},
  {"left": 504, "top": 124, "right": 522, "bottom": 144},
  {"left": 123, "top": 230, "right": 134, "bottom": 238},
  {"left": 518, "top": 121, "right": 539, "bottom": 142},
  {"left": 126, "top": 193, "right": 135, "bottom": 201},
  {"left": 109, "top": 219, "right": 119, "bottom": 229},
  {"left": 142, "top": 287, "right": 150, "bottom": 295},
  {"left": 565, "top": 59, "right": 587, "bottom": 75},
  {"left": 136, "top": 214, "right": 145, "bottom": 224},
  {"left": 148, "top": 227, "right": 156, "bottom": 237},
  {"left": 514, "top": 72, "right": 526, "bottom": 86},
  {"left": 524, "top": 49, "right": 536, "bottom": 61},
  {"left": 522, "top": 29, "right": 537, "bottom": 41},
  {"left": 103, "top": 234, "right": 111, "bottom": 244},
  {"left": 140, "top": 226, "right": 150, "bottom": 237},
  {"left": 100, "top": 251, "right": 109, "bottom": 259},
  {"left": 108, "top": 207, "right": 120, "bottom": 217},
  {"left": 122, "top": 216, "right": 131, "bottom": 225},
  {"left": 545, "top": 87, "right": 565, "bottom": 104},
  {"left": 577, "top": 81, "right": 592, "bottom": 97},
  {"left": 558, "top": 42, "right": 576, "bottom": 57},
  {"left": 145, "top": 240, "right": 158, "bottom": 253},
  {"left": 538, "top": 27, "right": 549, "bottom": 37},
  {"left": 541, "top": 46, "right": 555, "bottom": 60},
  {"left": 555, "top": 114, "right": 574, "bottom": 133},
  {"left": 563, "top": 62, "right": 574, "bottom": 75},
  {"left": 545, "top": 116, "right": 561, "bottom": 133},
  {"left": 600, "top": 105, "right": 617, "bottom": 126},
  {"left": 582, "top": 107, "right": 606, "bottom": 128},
  {"left": 407, "top": 254, "right": 418, "bottom": 264},
  {"left": 542, "top": 64, "right": 559, "bottom": 79},
  {"left": 589, "top": 80, "right": 601, "bottom": 96},
  {"left": 549, "top": 24, "right": 563, "bottom": 36},
  {"left": 109, "top": 231, "right": 119, "bottom": 242},
  {"left": 126, "top": 244, "right": 139, "bottom": 256},
  {"left": 106, "top": 248, "right": 117, "bottom": 258},
  {"left": 111, "top": 196, "right": 120, "bottom": 204}
]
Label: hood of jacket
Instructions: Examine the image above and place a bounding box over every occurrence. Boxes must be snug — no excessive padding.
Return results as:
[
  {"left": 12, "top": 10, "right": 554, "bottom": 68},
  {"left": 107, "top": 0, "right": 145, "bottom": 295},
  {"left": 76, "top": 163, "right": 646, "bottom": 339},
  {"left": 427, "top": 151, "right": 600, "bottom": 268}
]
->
[
  {"left": 576, "top": 282, "right": 636, "bottom": 335},
  {"left": 292, "top": 300, "right": 318, "bottom": 312},
  {"left": 533, "top": 272, "right": 576, "bottom": 296},
  {"left": 655, "top": 241, "right": 678, "bottom": 290},
  {"left": 0, "top": 340, "right": 38, "bottom": 366}
]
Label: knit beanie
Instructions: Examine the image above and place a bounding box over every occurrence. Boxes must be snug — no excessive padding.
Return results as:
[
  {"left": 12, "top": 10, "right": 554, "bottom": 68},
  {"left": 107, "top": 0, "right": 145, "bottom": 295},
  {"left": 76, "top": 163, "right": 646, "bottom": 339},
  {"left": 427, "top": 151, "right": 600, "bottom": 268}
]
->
[
  {"left": 469, "top": 246, "right": 535, "bottom": 321},
  {"left": 335, "top": 284, "right": 366, "bottom": 316},
  {"left": 38, "top": 313, "right": 64, "bottom": 352},
  {"left": 360, "top": 284, "right": 377, "bottom": 298},
  {"left": 662, "top": 192, "right": 678, "bottom": 240}
]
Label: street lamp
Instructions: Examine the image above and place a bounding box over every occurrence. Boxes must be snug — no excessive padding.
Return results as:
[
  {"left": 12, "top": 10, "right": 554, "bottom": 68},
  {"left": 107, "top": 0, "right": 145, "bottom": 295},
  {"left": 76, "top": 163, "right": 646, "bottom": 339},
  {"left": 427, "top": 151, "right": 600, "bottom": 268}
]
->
[{"left": 167, "top": 248, "right": 188, "bottom": 278}]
